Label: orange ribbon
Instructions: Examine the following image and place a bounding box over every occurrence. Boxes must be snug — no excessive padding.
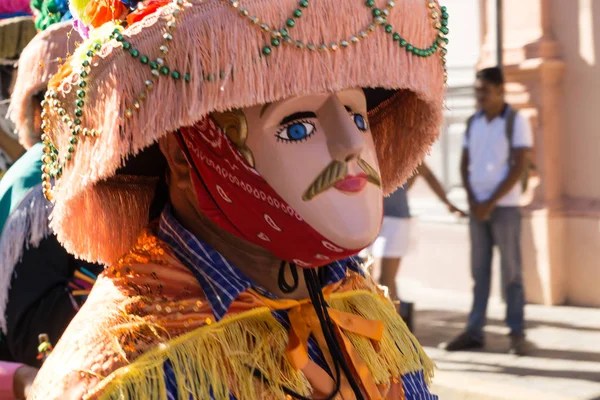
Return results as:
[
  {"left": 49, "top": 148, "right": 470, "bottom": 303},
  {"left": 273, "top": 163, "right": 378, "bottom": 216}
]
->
[{"left": 255, "top": 291, "right": 385, "bottom": 399}]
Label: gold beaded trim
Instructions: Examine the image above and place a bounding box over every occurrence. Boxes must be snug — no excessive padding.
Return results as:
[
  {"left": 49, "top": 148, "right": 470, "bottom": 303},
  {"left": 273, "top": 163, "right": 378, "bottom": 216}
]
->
[
  {"left": 41, "top": 0, "right": 449, "bottom": 202},
  {"left": 41, "top": 0, "right": 190, "bottom": 201},
  {"left": 224, "top": 0, "right": 449, "bottom": 81}
]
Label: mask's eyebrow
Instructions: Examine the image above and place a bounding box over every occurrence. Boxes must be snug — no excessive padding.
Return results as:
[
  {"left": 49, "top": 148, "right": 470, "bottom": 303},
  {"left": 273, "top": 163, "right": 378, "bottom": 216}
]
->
[
  {"left": 260, "top": 103, "right": 271, "bottom": 118},
  {"left": 280, "top": 111, "right": 317, "bottom": 125},
  {"left": 344, "top": 106, "right": 353, "bottom": 112}
]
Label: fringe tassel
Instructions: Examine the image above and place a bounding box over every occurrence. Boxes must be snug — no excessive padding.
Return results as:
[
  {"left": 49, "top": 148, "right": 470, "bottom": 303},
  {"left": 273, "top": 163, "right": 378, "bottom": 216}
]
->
[
  {"left": 95, "top": 307, "right": 311, "bottom": 400},
  {"left": 328, "top": 291, "right": 435, "bottom": 385},
  {"left": 52, "top": 175, "right": 159, "bottom": 265},
  {"left": 0, "top": 184, "right": 52, "bottom": 333},
  {"left": 368, "top": 89, "right": 441, "bottom": 196},
  {"left": 94, "top": 290, "right": 433, "bottom": 400}
]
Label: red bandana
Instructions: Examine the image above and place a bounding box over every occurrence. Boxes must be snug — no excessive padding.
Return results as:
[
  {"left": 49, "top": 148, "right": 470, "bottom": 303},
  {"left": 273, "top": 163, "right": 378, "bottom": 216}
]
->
[{"left": 177, "top": 117, "right": 361, "bottom": 268}]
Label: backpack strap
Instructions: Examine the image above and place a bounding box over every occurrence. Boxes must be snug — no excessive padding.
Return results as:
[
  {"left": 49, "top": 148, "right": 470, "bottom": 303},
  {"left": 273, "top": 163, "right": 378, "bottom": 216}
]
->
[
  {"left": 505, "top": 107, "right": 517, "bottom": 146},
  {"left": 465, "top": 114, "right": 476, "bottom": 144},
  {"left": 505, "top": 107, "right": 517, "bottom": 164}
]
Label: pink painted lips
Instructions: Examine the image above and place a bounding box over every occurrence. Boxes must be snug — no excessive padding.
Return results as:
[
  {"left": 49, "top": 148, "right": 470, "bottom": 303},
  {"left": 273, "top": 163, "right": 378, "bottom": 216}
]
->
[{"left": 334, "top": 173, "right": 368, "bottom": 193}]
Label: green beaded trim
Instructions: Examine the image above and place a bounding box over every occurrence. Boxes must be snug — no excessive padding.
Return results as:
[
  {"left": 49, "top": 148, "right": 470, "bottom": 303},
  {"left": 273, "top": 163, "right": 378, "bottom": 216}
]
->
[
  {"left": 40, "top": 0, "right": 192, "bottom": 201},
  {"left": 112, "top": 4, "right": 195, "bottom": 119},
  {"left": 40, "top": 37, "right": 104, "bottom": 191},
  {"left": 116, "top": 30, "right": 184, "bottom": 84},
  {"left": 226, "top": 0, "right": 449, "bottom": 81},
  {"left": 41, "top": 0, "right": 449, "bottom": 201}
]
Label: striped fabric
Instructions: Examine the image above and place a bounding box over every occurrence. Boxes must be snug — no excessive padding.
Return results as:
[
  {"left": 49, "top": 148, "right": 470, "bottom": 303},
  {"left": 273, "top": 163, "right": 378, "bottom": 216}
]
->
[
  {"left": 402, "top": 371, "right": 439, "bottom": 400},
  {"left": 158, "top": 206, "right": 437, "bottom": 399},
  {"left": 157, "top": 206, "right": 362, "bottom": 321}
]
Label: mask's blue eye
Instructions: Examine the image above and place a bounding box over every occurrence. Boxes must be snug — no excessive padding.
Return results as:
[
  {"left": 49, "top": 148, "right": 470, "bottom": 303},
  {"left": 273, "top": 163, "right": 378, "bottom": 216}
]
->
[
  {"left": 276, "top": 121, "right": 316, "bottom": 142},
  {"left": 353, "top": 114, "right": 367, "bottom": 131}
]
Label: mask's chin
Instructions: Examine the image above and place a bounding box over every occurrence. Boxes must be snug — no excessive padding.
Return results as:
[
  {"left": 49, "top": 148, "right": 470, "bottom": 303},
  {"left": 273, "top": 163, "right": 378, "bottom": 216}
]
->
[
  {"left": 298, "top": 202, "right": 383, "bottom": 252},
  {"left": 319, "top": 223, "right": 380, "bottom": 252}
]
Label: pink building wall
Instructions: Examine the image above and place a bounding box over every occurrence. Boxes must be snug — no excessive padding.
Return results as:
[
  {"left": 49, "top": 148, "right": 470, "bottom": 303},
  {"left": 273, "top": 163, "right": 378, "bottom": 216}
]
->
[{"left": 478, "top": 0, "right": 600, "bottom": 306}]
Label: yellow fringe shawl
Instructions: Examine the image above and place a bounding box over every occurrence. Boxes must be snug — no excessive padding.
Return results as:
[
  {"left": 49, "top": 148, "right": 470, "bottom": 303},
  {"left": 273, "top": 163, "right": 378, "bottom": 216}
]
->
[{"left": 93, "top": 290, "right": 434, "bottom": 400}]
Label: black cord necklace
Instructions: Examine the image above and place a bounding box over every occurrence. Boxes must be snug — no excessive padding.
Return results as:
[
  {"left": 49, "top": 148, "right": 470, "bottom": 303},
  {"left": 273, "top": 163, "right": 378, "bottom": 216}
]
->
[{"left": 273, "top": 261, "right": 365, "bottom": 400}]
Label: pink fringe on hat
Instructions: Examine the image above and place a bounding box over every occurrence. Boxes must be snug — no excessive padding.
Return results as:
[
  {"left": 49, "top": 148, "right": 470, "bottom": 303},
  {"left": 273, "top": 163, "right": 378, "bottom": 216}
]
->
[
  {"left": 8, "top": 21, "right": 80, "bottom": 148},
  {"left": 53, "top": 175, "right": 160, "bottom": 264},
  {"left": 45, "top": 0, "right": 446, "bottom": 265}
]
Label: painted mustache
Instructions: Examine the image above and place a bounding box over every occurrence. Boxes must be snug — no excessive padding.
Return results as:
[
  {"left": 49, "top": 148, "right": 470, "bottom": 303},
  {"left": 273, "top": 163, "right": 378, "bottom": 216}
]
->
[{"left": 302, "top": 158, "right": 382, "bottom": 201}]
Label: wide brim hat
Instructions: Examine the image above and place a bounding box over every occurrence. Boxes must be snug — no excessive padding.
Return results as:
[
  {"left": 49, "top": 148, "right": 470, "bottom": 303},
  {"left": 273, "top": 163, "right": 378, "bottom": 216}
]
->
[
  {"left": 42, "top": 0, "right": 449, "bottom": 265},
  {"left": 8, "top": 21, "right": 81, "bottom": 148}
]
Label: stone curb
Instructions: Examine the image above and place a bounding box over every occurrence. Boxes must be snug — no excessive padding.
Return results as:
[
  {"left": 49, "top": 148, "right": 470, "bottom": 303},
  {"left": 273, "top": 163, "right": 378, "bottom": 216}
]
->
[{"left": 431, "top": 370, "right": 580, "bottom": 400}]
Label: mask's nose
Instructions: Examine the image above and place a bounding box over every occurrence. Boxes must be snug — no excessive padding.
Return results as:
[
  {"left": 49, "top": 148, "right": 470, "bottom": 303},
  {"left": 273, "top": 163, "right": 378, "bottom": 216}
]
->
[{"left": 319, "top": 94, "right": 365, "bottom": 163}]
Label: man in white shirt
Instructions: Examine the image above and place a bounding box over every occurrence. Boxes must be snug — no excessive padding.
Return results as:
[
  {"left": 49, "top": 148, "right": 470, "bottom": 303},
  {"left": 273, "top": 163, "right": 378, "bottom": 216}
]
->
[{"left": 444, "top": 67, "right": 533, "bottom": 355}]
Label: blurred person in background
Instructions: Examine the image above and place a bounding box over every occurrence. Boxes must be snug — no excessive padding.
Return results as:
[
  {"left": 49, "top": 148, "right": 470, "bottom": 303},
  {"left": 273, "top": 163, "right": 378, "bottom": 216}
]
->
[
  {"left": 0, "top": 5, "right": 102, "bottom": 399},
  {"left": 442, "top": 67, "right": 533, "bottom": 355},
  {"left": 366, "top": 162, "right": 466, "bottom": 331}
]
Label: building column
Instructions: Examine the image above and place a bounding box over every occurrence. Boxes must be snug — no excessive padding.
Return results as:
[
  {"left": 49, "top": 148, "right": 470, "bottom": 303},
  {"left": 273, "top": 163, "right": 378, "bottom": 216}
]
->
[{"left": 479, "top": 0, "right": 567, "bottom": 305}]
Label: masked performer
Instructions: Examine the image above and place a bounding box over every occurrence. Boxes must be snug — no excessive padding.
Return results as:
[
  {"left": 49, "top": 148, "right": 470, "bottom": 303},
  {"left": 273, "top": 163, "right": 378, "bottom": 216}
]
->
[{"left": 30, "top": 0, "right": 450, "bottom": 398}]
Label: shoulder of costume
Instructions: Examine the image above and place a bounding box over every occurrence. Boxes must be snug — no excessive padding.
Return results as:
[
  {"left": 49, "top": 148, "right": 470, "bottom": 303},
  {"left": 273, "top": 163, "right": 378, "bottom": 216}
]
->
[
  {"left": 102, "top": 228, "right": 222, "bottom": 309},
  {"left": 81, "top": 285, "right": 433, "bottom": 400},
  {"left": 28, "top": 228, "right": 434, "bottom": 399}
]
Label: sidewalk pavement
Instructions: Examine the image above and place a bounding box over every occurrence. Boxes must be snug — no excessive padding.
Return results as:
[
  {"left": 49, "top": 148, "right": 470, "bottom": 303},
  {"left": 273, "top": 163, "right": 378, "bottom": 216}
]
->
[{"left": 400, "top": 280, "right": 600, "bottom": 400}]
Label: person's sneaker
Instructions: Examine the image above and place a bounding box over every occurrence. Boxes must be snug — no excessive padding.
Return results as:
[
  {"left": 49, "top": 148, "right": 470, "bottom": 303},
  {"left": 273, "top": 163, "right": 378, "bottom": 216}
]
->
[
  {"left": 441, "top": 331, "right": 484, "bottom": 351},
  {"left": 509, "top": 334, "right": 527, "bottom": 356}
]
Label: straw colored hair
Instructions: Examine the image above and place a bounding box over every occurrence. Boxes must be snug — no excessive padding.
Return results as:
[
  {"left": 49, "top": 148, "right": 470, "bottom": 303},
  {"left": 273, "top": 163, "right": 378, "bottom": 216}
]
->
[
  {"left": 0, "top": 16, "right": 36, "bottom": 64},
  {"left": 8, "top": 21, "right": 80, "bottom": 148},
  {"left": 43, "top": 0, "right": 447, "bottom": 265}
]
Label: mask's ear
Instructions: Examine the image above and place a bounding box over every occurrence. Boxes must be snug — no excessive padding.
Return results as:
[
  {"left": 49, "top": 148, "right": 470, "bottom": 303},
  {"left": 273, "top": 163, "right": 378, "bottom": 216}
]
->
[
  {"left": 212, "top": 110, "right": 255, "bottom": 168},
  {"left": 159, "top": 132, "right": 193, "bottom": 191}
]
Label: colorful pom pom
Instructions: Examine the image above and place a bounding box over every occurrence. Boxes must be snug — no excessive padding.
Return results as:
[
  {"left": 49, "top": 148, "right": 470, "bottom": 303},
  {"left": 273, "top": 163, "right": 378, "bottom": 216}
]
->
[
  {"left": 84, "top": 0, "right": 126, "bottom": 28},
  {"left": 30, "top": 0, "right": 72, "bottom": 31},
  {"left": 69, "top": 0, "right": 93, "bottom": 24}
]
